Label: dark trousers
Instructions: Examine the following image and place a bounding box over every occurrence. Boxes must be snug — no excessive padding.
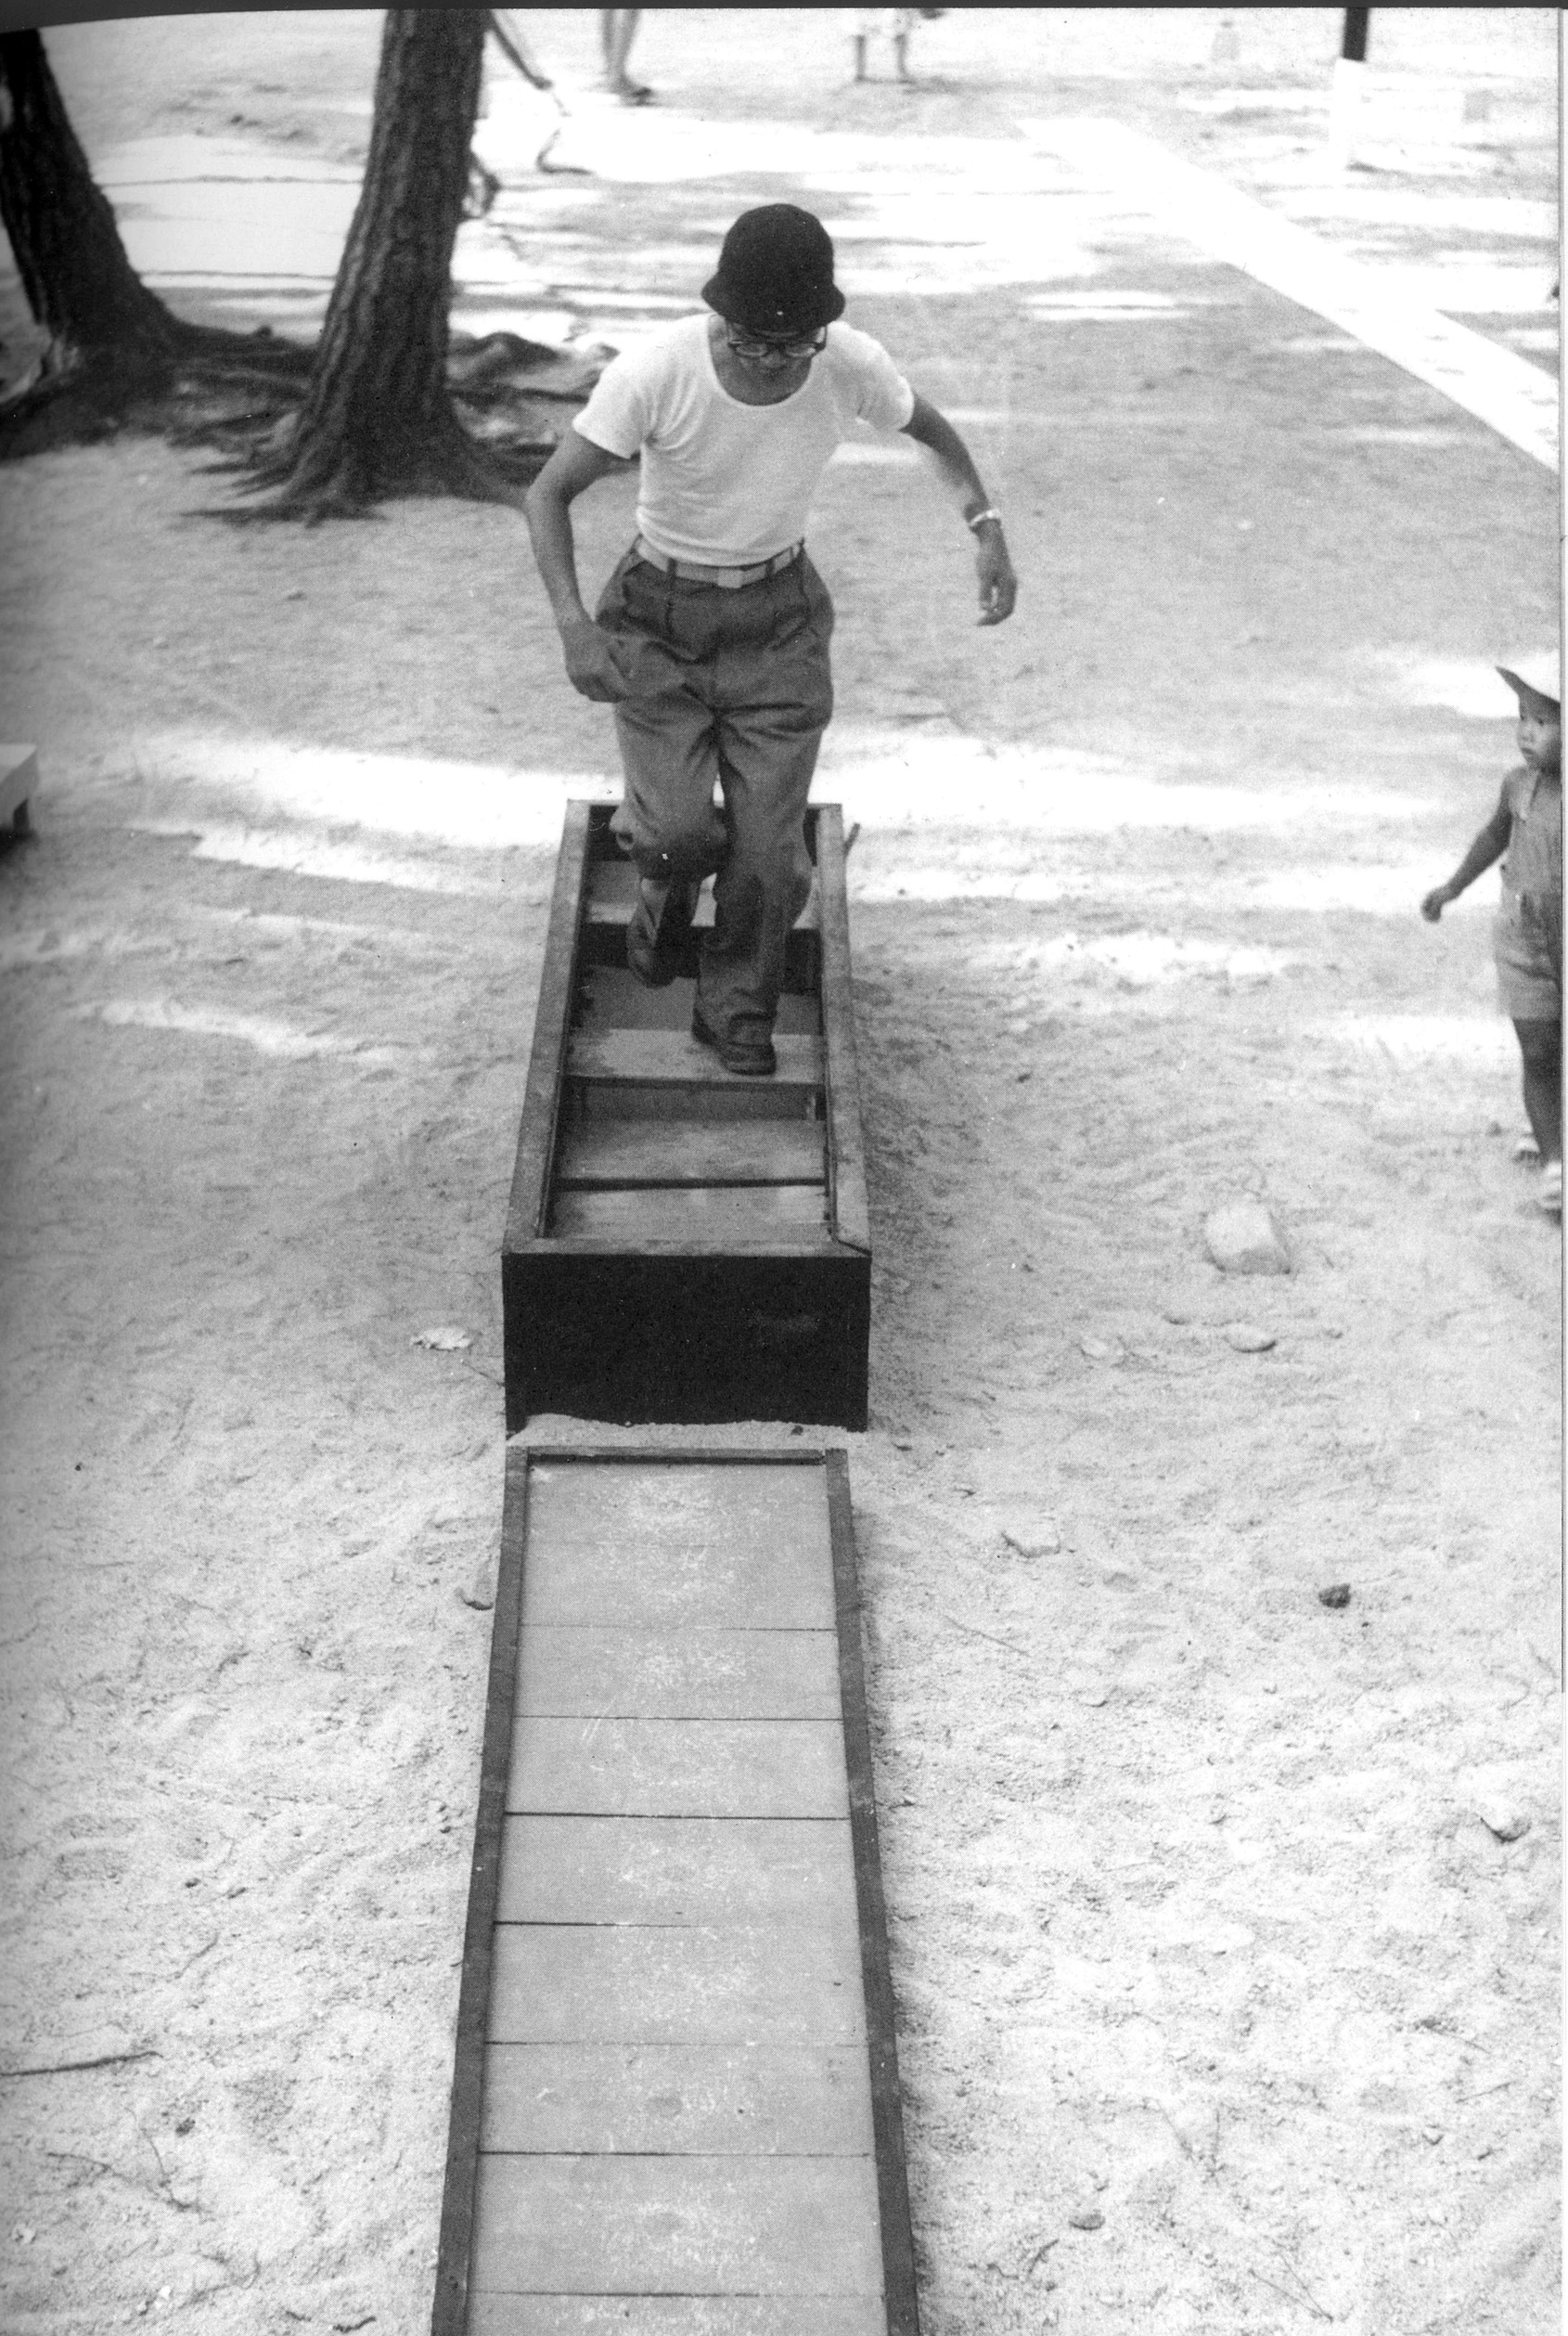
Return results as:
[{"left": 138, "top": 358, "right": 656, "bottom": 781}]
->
[{"left": 595, "top": 547, "right": 834, "bottom": 1040}]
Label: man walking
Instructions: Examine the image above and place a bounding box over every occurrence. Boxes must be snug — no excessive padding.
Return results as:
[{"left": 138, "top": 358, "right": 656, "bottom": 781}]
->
[{"left": 524, "top": 203, "right": 1016, "bottom": 1074}]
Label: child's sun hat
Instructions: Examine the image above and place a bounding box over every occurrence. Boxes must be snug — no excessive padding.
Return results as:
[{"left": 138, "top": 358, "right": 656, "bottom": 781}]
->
[{"left": 1497, "top": 653, "right": 1561, "bottom": 715}]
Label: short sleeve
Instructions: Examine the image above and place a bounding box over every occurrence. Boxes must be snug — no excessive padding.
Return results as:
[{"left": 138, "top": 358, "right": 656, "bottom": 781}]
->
[
  {"left": 828, "top": 324, "right": 915, "bottom": 432},
  {"left": 854, "top": 335, "right": 916, "bottom": 432},
  {"left": 573, "top": 347, "right": 653, "bottom": 459}
]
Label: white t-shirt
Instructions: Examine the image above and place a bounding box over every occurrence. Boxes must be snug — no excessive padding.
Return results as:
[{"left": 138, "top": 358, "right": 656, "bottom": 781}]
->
[{"left": 573, "top": 314, "right": 916, "bottom": 564}]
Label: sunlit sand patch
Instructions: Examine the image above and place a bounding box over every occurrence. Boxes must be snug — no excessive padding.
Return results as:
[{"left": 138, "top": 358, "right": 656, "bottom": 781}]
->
[
  {"left": 816, "top": 731, "right": 1427, "bottom": 832},
  {"left": 1245, "top": 864, "right": 1496, "bottom": 915},
  {"left": 1319, "top": 1013, "right": 1514, "bottom": 1067},
  {"left": 0, "top": 927, "right": 169, "bottom": 972},
  {"left": 1023, "top": 119, "right": 1558, "bottom": 470},
  {"left": 134, "top": 738, "right": 613, "bottom": 848},
  {"left": 1366, "top": 654, "right": 1536, "bottom": 719},
  {"left": 197, "top": 907, "right": 450, "bottom": 949},
  {"left": 71, "top": 999, "right": 410, "bottom": 1064},
  {"left": 1020, "top": 290, "right": 1212, "bottom": 320},
  {"left": 829, "top": 439, "right": 919, "bottom": 466},
  {"left": 129, "top": 822, "right": 504, "bottom": 896}
]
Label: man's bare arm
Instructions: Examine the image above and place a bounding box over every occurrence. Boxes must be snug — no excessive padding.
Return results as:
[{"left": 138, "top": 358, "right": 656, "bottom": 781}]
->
[
  {"left": 524, "top": 429, "right": 637, "bottom": 702},
  {"left": 901, "top": 389, "right": 1017, "bottom": 626}
]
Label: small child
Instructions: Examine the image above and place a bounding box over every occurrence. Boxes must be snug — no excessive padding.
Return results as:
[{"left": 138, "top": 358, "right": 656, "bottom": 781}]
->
[{"left": 1421, "top": 657, "right": 1562, "bottom": 1216}]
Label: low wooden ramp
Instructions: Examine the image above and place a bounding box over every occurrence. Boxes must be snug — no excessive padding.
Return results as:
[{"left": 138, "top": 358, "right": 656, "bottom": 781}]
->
[{"left": 433, "top": 1447, "right": 918, "bottom": 2336}]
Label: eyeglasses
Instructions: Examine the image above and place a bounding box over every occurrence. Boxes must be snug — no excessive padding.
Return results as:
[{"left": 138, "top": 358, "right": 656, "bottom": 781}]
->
[{"left": 725, "top": 326, "right": 828, "bottom": 362}]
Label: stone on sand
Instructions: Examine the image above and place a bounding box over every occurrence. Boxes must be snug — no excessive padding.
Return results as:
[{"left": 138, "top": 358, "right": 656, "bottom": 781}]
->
[{"left": 1204, "top": 1200, "right": 1291, "bottom": 1275}]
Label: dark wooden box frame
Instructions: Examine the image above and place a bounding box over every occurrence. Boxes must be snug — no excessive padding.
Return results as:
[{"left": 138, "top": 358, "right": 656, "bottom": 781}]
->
[
  {"left": 430, "top": 1445, "right": 919, "bottom": 2336},
  {"left": 502, "top": 801, "right": 871, "bottom": 1430}
]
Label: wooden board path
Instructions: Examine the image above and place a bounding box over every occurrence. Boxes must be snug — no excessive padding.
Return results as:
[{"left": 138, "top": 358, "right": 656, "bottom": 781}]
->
[
  {"left": 431, "top": 1448, "right": 919, "bottom": 2336},
  {"left": 503, "top": 804, "right": 870, "bottom": 1430}
]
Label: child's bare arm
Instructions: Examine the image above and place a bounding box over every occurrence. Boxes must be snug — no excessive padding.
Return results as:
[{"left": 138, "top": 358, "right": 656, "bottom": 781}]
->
[{"left": 1420, "top": 794, "right": 1511, "bottom": 921}]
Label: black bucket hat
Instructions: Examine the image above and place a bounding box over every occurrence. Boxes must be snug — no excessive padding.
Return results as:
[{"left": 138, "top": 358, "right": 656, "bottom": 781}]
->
[{"left": 702, "top": 204, "right": 846, "bottom": 337}]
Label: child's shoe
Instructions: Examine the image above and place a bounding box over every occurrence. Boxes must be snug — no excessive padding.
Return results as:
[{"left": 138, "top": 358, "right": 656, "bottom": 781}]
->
[{"left": 1537, "top": 1158, "right": 1562, "bottom": 1215}]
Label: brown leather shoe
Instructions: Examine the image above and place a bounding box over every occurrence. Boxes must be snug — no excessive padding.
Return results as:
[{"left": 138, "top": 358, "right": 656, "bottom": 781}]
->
[
  {"left": 691, "top": 1002, "right": 777, "bottom": 1078},
  {"left": 625, "top": 875, "right": 700, "bottom": 987}
]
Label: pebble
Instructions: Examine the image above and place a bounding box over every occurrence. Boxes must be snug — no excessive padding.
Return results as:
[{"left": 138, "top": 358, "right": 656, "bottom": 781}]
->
[
  {"left": 1318, "top": 1582, "right": 1352, "bottom": 1608},
  {"left": 460, "top": 1561, "right": 497, "bottom": 1611},
  {"left": 413, "top": 1324, "right": 473, "bottom": 1351},
  {"left": 1224, "top": 1322, "right": 1277, "bottom": 1353},
  {"left": 1068, "top": 2203, "right": 1104, "bottom": 2231},
  {"left": 1204, "top": 1200, "right": 1291, "bottom": 1276},
  {"left": 1080, "top": 1335, "right": 1125, "bottom": 1364},
  {"left": 1475, "top": 1799, "right": 1530, "bottom": 1843},
  {"left": 1002, "top": 1523, "right": 1061, "bottom": 1558}
]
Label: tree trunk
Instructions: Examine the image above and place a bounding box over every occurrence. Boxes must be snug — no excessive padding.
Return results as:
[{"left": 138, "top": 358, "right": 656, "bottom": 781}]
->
[
  {"left": 0, "top": 30, "right": 186, "bottom": 424},
  {"left": 249, "top": 7, "right": 509, "bottom": 517}
]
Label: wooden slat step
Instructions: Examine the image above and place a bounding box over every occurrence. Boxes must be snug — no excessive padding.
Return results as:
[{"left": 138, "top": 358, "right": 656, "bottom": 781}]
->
[
  {"left": 506, "top": 1714, "right": 849, "bottom": 1818},
  {"left": 515, "top": 1627, "right": 841, "bottom": 1721},
  {"left": 469, "top": 2300, "right": 884, "bottom": 2336},
  {"left": 586, "top": 858, "right": 821, "bottom": 934},
  {"left": 470, "top": 2152, "right": 881, "bottom": 2297},
  {"left": 521, "top": 1459, "right": 835, "bottom": 1628},
  {"left": 550, "top": 1185, "right": 828, "bottom": 1240},
  {"left": 568, "top": 1029, "right": 823, "bottom": 1089},
  {"left": 480, "top": 2038, "right": 875, "bottom": 2156},
  {"left": 495, "top": 1815, "right": 855, "bottom": 1923},
  {"left": 576, "top": 967, "right": 819, "bottom": 1037},
  {"left": 488, "top": 1922, "right": 865, "bottom": 2045},
  {"left": 555, "top": 1117, "right": 825, "bottom": 1189}
]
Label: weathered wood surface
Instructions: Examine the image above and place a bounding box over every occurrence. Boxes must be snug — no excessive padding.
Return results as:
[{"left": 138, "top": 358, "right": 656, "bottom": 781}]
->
[
  {"left": 480, "top": 2037, "right": 875, "bottom": 2155},
  {"left": 0, "top": 745, "right": 36, "bottom": 832},
  {"left": 512, "top": 1626, "right": 841, "bottom": 1721},
  {"left": 567, "top": 1028, "right": 825, "bottom": 1089},
  {"left": 431, "top": 1451, "right": 918, "bottom": 2336},
  {"left": 554, "top": 1116, "right": 825, "bottom": 1190},
  {"left": 550, "top": 1185, "right": 828, "bottom": 1240}
]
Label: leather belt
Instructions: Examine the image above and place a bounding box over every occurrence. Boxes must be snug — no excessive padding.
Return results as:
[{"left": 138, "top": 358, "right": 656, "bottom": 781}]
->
[{"left": 632, "top": 536, "right": 803, "bottom": 591}]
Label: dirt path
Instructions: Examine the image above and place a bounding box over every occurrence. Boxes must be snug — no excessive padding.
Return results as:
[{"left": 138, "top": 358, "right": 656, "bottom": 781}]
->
[{"left": 1, "top": 13, "right": 1560, "bottom": 2336}]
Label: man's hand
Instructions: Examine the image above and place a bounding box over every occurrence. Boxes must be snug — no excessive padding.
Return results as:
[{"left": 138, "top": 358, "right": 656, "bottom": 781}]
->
[
  {"left": 974, "top": 524, "right": 1017, "bottom": 626},
  {"left": 561, "top": 613, "right": 634, "bottom": 703},
  {"left": 1420, "top": 884, "right": 1453, "bottom": 923}
]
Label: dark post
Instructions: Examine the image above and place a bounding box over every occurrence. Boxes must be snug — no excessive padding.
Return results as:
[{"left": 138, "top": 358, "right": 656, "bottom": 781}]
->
[{"left": 1342, "top": 8, "right": 1369, "bottom": 64}]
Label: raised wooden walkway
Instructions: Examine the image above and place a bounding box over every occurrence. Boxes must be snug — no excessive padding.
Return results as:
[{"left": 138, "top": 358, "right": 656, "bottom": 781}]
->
[
  {"left": 503, "top": 804, "right": 871, "bottom": 1432},
  {"left": 432, "top": 1447, "right": 917, "bottom": 2336}
]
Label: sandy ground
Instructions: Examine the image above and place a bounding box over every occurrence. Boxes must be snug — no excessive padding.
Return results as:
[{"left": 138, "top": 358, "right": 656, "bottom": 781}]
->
[{"left": 0, "top": 11, "right": 1561, "bottom": 2335}]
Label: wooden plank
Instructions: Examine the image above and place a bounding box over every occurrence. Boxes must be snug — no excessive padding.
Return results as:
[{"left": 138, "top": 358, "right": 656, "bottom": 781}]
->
[
  {"left": 569, "top": 1029, "right": 823, "bottom": 1089},
  {"left": 488, "top": 1923, "right": 866, "bottom": 2046},
  {"left": 495, "top": 1813, "right": 855, "bottom": 1925},
  {"left": 430, "top": 1452, "right": 533, "bottom": 2336},
  {"left": 815, "top": 804, "right": 871, "bottom": 1258},
  {"left": 551, "top": 1185, "right": 828, "bottom": 1240},
  {"left": 515, "top": 1625, "right": 840, "bottom": 1719},
  {"left": 504, "top": 802, "right": 591, "bottom": 1251},
  {"left": 520, "top": 1460, "right": 836, "bottom": 1629},
  {"left": 574, "top": 968, "right": 821, "bottom": 1038},
  {"left": 469, "top": 2300, "right": 883, "bottom": 2336},
  {"left": 506, "top": 1715, "right": 848, "bottom": 1818},
  {"left": 0, "top": 745, "right": 35, "bottom": 830},
  {"left": 554, "top": 1116, "right": 825, "bottom": 1190},
  {"left": 471, "top": 2154, "right": 881, "bottom": 2296},
  {"left": 479, "top": 2037, "right": 875, "bottom": 2155},
  {"left": 587, "top": 857, "right": 821, "bottom": 935},
  {"left": 828, "top": 1452, "right": 920, "bottom": 2336}
]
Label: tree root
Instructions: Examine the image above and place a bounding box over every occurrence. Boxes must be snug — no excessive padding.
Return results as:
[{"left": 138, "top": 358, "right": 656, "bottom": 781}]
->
[{"left": 0, "top": 324, "right": 581, "bottom": 505}]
